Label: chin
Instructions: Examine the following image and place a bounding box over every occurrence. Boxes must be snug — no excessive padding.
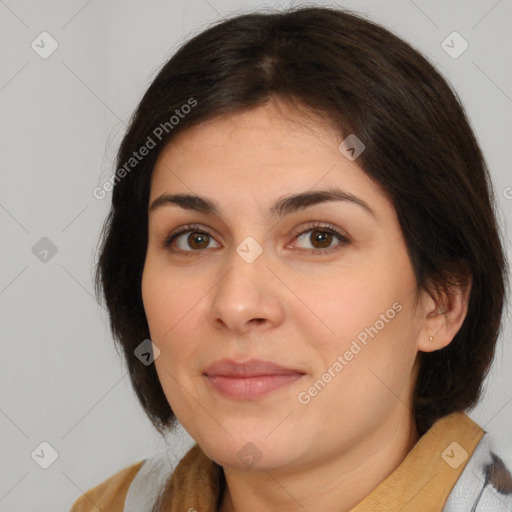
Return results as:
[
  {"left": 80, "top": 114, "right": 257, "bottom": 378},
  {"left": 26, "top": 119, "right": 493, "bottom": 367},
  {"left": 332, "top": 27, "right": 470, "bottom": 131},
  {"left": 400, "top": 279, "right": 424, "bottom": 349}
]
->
[{"left": 200, "top": 436, "right": 298, "bottom": 472}]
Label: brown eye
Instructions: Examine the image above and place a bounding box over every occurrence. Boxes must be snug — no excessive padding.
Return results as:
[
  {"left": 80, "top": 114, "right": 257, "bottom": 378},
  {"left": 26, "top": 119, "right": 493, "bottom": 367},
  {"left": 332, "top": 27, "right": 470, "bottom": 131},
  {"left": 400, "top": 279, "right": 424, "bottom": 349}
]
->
[
  {"left": 163, "top": 224, "right": 220, "bottom": 255},
  {"left": 185, "top": 232, "right": 210, "bottom": 250},
  {"left": 308, "top": 230, "right": 334, "bottom": 249},
  {"left": 291, "top": 223, "right": 350, "bottom": 254}
]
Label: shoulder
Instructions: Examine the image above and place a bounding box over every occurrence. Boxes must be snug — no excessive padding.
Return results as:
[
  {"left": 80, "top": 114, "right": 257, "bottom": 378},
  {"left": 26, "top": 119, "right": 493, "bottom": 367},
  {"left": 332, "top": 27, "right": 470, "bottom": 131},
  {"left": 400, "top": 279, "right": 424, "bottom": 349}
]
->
[
  {"left": 443, "top": 431, "right": 512, "bottom": 511},
  {"left": 69, "top": 459, "right": 146, "bottom": 512}
]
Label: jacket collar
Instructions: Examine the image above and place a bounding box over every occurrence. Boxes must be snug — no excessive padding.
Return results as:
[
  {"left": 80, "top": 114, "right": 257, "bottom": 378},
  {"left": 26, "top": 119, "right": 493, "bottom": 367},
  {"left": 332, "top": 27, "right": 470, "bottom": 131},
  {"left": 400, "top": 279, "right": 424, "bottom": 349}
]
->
[{"left": 132, "top": 411, "right": 486, "bottom": 511}]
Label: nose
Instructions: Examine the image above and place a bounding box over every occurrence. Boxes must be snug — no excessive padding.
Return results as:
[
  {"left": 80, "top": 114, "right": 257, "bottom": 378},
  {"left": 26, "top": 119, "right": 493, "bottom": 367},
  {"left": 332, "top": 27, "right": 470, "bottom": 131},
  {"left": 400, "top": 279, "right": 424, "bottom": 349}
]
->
[{"left": 207, "top": 246, "right": 286, "bottom": 334}]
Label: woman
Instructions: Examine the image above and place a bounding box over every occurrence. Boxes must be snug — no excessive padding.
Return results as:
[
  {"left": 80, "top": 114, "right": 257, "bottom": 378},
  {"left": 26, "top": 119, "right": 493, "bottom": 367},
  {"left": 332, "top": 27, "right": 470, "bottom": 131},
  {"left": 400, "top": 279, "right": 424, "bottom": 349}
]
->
[{"left": 70, "top": 5, "right": 512, "bottom": 512}]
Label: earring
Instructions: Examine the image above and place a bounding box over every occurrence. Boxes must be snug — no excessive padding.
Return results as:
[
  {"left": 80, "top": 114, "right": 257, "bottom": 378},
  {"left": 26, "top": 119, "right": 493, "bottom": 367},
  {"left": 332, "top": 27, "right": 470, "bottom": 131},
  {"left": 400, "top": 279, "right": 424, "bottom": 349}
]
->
[{"left": 429, "top": 336, "right": 434, "bottom": 342}]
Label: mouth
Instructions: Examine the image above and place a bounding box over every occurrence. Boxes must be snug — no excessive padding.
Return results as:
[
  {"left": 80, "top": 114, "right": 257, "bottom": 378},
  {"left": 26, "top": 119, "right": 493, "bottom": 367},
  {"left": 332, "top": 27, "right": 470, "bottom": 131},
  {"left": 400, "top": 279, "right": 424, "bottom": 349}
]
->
[
  {"left": 202, "top": 358, "right": 306, "bottom": 400},
  {"left": 204, "top": 373, "right": 305, "bottom": 400}
]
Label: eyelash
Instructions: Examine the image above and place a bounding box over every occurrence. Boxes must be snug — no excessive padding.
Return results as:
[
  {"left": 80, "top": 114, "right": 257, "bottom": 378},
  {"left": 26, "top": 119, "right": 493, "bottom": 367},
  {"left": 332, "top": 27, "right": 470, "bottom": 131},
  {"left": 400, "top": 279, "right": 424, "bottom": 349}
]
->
[{"left": 162, "top": 222, "right": 350, "bottom": 257}]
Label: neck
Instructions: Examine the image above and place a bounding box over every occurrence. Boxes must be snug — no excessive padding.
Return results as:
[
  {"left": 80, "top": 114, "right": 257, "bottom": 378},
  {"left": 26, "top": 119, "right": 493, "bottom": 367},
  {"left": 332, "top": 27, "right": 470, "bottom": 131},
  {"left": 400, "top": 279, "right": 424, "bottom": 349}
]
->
[{"left": 218, "top": 410, "right": 419, "bottom": 512}]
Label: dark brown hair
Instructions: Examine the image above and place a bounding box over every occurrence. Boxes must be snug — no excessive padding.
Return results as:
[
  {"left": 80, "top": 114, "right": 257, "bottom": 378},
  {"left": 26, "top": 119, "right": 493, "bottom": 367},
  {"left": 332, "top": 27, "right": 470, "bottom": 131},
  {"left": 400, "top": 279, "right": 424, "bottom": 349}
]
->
[{"left": 95, "top": 5, "right": 508, "bottom": 460}]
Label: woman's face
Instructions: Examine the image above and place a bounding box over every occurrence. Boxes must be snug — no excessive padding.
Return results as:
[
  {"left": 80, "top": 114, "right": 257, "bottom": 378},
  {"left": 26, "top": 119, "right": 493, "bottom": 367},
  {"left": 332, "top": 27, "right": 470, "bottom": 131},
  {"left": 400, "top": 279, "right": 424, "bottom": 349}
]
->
[{"left": 142, "top": 100, "right": 433, "bottom": 471}]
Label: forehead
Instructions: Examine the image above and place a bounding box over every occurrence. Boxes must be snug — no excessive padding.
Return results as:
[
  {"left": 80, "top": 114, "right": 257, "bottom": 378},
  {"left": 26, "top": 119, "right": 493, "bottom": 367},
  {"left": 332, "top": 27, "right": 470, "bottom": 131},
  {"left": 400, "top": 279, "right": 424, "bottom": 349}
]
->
[
  {"left": 157, "top": 101, "right": 338, "bottom": 165},
  {"left": 149, "top": 101, "right": 390, "bottom": 217}
]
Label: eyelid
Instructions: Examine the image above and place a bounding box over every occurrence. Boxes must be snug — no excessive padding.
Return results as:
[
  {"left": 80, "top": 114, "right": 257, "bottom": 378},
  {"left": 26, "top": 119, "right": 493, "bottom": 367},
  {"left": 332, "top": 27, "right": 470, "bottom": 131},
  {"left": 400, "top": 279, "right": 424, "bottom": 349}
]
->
[
  {"left": 288, "top": 221, "right": 349, "bottom": 242},
  {"left": 162, "top": 223, "right": 215, "bottom": 249}
]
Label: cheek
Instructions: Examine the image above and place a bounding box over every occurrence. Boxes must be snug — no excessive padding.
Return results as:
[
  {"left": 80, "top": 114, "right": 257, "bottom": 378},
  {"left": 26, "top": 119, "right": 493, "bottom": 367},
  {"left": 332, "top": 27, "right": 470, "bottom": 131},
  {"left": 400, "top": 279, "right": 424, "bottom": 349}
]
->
[
  {"left": 141, "top": 264, "right": 207, "bottom": 389},
  {"left": 142, "top": 263, "right": 200, "bottom": 340},
  {"left": 289, "top": 266, "right": 397, "bottom": 344},
  {"left": 141, "top": 268, "right": 196, "bottom": 407},
  {"left": 296, "top": 267, "right": 417, "bottom": 396},
  {"left": 304, "top": 314, "right": 416, "bottom": 431}
]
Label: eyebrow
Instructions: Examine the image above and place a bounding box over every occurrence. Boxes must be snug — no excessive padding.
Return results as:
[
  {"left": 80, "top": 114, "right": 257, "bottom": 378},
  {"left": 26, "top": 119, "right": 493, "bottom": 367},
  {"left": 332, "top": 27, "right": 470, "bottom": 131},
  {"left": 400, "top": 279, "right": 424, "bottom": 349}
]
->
[{"left": 149, "top": 187, "right": 376, "bottom": 219}]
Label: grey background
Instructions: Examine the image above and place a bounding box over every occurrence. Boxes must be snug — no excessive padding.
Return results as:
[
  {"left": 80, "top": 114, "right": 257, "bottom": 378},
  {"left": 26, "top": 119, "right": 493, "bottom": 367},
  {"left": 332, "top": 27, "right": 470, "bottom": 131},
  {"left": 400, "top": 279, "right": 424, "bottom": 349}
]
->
[{"left": 0, "top": 0, "right": 511, "bottom": 510}]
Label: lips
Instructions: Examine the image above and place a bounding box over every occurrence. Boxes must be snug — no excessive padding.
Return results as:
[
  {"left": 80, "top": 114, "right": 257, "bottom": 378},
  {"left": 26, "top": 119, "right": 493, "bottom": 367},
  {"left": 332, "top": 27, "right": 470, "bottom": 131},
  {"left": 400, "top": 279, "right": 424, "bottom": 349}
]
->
[
  {"left": 203, "top": 358, "right": 306, "bottom": 400},
  {"left": 202, "top": 358, "right": 305, "bottom": 377}
]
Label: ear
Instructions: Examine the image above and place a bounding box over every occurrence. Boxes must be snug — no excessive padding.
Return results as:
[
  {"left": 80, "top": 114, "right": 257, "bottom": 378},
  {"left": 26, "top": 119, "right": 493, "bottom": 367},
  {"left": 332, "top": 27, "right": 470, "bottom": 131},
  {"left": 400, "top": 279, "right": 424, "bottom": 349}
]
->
[{"left": 417, "top": 276, "right": 472, "bottom": 353}]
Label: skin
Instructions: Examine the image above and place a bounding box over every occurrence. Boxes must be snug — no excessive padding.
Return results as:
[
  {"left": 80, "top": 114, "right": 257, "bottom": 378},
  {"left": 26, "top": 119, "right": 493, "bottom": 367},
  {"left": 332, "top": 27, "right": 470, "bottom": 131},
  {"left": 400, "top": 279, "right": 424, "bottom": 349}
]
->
[{"left": 141, "top": 98, "right": 470, "bottom": 512}]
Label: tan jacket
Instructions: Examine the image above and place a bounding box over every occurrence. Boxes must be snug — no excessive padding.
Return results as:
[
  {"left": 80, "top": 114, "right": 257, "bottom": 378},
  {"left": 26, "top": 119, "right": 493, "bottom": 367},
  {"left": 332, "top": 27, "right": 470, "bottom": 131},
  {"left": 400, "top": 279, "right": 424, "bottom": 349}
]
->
[{"left": 69, "top": 411, "right": 512, "bottom": 511}]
